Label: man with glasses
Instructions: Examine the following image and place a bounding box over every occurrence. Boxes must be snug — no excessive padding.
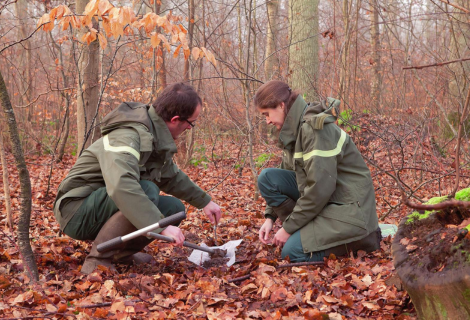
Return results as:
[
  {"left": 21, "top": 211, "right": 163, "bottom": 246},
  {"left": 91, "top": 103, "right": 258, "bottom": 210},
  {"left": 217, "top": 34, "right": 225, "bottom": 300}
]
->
[{"left": 53, "top": 82, "right": 221, "bottom": 274}]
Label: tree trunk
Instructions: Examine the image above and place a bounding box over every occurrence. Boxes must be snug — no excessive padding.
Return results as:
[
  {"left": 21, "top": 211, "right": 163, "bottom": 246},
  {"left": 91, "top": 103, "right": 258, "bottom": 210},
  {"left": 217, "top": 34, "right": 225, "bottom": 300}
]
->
[
  {"left": 448, "top": 0, "right": 470, "bottom": 103},
  {"left": 338, "top": 0, "right": 351, "bottom": 107},
  {"left": 14, "top": 0, "right": 33, "bottom": 153},
  {"left": 288, "top": 0, "right": 319, "bottom": 101},
  {"left": 48, "top": 33, "right": 72, "bottom": 162},
  {"left": 76, "top": 0, "right": 101, "bottom": 154},
  {"left": 370, "top": 0, "right": 381, "bottom": 110},
  {"left": 265, "top": 0, "right": 280, "bottom": 80},
  {"left": 244, "top": 0, "right": 259, "bottom": 201},
  {"left": 0, "top": 69, "right": 38, "bottom": 281},
  {"left": 57, "top": 96, "right": 70, "bottom": 162},
  {"left": 392, "top": 217, "right": 470, "bottom": 319},
  {"left": 182, "top": 0, "right": 196, "bottom": 168},
  {"left": 184, "top": 0, "right": 194, "bottom": 82},
  {"left": 0, "top": 133, "right": 13, "bottom": 230},
  {"left": 15, "top": 0, "right": 32, "bottom": 106},
  {"left": 154, "top": 1, "right": 167, "bottom": 97}
]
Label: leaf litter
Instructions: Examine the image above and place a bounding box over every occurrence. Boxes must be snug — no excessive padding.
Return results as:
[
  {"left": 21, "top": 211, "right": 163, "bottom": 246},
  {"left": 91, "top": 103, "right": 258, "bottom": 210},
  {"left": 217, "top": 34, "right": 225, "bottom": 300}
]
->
[{"left": 4, "top": 115, "right": 466, "bottom": 318}]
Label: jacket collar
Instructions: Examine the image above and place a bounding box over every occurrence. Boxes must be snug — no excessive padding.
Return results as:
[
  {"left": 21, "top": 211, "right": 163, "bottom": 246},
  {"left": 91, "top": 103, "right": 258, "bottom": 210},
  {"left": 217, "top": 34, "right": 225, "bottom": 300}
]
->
[
  {"left": 279, "top": 95, "right": 308, "bottom": 149},
  {"left": 148, "top": 107, "right": 177, "bottom": 153}
]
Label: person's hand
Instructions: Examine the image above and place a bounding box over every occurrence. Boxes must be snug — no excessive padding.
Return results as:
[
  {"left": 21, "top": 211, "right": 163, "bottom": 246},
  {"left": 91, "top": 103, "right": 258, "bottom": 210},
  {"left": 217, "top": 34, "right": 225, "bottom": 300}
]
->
[
  {"left": 203, "top": 201, "right": 222, "bottom": 225},
  {"left": 161, "top": 225, "right": 185, "bottom": 246},
  {"left": 273, "top": 228, "right": 290, "bottom": 247},
  {"left": 259, "top": 219, "right": 274, "bottom": 244}
]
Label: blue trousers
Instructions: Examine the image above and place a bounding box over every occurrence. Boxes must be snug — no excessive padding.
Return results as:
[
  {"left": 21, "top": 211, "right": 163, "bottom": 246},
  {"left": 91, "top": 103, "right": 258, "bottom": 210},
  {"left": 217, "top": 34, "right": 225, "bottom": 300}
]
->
[{"left": 258, "top": 168, "right": 325, "bottom": 262}]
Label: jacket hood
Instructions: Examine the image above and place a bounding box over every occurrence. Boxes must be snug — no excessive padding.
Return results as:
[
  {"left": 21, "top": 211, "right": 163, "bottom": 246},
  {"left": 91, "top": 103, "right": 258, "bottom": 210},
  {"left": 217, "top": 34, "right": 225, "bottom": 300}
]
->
[
  {"left": 101, "top": 102, "right": 152, "bottom": 135},
  {"left": 100, "top": 101, "right": 177, "bottom": 154},
  {"left": 279, "top": 96, "right": 341, "bottom": 149},
  {"left": 303, "top": 97, "right": 340, "bottom": 130}
]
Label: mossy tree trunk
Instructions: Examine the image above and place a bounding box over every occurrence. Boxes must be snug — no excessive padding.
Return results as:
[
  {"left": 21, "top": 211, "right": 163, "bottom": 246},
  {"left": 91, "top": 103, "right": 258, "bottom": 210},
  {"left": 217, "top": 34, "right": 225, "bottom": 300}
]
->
[{"left": 392, "top": 217, "right": 470, "bottom": 319}]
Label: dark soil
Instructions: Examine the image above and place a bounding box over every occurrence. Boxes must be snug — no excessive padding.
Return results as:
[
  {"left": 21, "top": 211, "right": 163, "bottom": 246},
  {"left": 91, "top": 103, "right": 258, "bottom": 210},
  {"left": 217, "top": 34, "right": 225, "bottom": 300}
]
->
[
  {"left": 209, "top": 248, "right": 227, "bottom": 258},
  {"left": 184, "top": 232, "right": 201, "bottom": 243},
  {"left": 402, "top": 207, "right": 470, "bottom": 273},
  {"left": 202, "top": 257, "right": 230, "bottom": 268}
]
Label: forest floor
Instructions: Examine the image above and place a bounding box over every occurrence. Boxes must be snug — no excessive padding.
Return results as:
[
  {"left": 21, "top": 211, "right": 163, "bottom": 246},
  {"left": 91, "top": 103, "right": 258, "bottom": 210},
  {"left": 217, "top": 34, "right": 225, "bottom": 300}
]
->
[{"left": 1, "top": 113, "right": 469, "bottom": 319}]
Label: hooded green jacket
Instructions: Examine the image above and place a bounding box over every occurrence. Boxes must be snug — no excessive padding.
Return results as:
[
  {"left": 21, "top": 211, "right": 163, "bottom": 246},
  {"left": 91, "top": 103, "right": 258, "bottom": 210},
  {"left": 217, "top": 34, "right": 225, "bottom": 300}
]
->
[
  {"left": 266, "top": 96, "right": 379, "bottom": 253},
  {"left": 53, "top": 102, "right": 211, "bottom": 231}
]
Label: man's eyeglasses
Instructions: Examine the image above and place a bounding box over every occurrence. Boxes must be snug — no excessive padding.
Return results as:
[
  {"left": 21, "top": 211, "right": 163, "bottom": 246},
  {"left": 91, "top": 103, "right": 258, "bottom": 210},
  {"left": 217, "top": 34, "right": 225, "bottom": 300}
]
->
[{"left": 184, "top": 119, "right": 196, "bottom": 128}]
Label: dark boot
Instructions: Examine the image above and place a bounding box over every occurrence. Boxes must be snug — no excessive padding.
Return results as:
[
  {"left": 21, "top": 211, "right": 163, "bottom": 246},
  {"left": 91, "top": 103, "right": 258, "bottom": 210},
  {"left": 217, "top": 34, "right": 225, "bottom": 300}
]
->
[
  {"left": 81, "top": 211, "right": 153, "bottom": 275},
  {"left": 272, "top": 198, "right": 296, "bottom": 223}
]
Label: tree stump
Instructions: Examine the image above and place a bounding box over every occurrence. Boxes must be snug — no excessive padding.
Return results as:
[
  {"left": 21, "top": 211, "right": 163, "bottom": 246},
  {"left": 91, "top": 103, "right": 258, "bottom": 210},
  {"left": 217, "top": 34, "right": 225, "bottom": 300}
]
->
[{"left": 392, "top": 217, "right": 470, "bottom": 320}]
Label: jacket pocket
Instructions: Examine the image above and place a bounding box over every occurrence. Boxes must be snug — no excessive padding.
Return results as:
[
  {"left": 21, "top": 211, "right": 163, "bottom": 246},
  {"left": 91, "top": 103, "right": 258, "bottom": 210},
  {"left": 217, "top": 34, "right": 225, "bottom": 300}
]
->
[{"left": 311, "top": 202, "right": 368, "bottom": 249}]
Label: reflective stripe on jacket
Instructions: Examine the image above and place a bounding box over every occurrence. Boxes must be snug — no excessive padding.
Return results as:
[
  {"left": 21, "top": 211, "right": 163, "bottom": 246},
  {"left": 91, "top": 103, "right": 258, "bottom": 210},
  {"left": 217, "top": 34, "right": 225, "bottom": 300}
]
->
[
  {"left": 53, "top": 102, "right": 211, "bottom": 231},
  {"left": 266, "top": 96, "right": 379, "bottom": 253}
]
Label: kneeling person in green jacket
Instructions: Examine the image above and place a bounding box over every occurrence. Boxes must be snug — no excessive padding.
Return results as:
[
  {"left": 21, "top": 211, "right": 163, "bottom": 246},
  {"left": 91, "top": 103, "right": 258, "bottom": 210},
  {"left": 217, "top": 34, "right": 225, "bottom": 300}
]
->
[
  {"left": 254, "top": 80, "right": 381, "bottom": 262},
  {"left": 53, "top": 83, "right": 221, "bottom": 274}
]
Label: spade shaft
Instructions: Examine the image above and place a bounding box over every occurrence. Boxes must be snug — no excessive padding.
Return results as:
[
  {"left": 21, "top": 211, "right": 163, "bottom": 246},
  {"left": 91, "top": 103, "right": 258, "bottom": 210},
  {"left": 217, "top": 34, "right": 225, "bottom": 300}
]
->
[{"left": 147, "top": 232, "right": 215, "bottom": 254}]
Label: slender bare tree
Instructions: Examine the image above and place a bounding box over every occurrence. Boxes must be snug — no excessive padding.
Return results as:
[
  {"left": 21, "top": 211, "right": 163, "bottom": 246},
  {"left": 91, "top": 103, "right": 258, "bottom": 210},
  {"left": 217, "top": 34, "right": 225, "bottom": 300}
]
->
[
  {"left": 0, "top": 69, "right": 38, "bottom": 281},
  {"left": 76, "top": 0, "right": 100, "bottom": 152},
  {"left": 370, "top": 0, "right": 381, "bottom": 110}
]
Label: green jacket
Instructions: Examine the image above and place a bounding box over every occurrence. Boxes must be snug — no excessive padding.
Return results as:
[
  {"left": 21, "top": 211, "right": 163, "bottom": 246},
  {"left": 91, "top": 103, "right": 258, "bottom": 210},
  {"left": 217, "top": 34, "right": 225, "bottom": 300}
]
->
[
  {"left": 53, "top": 102, "right": 211, "bottom": 231},
  {"left": 266, "top": 96, "right": 379, "bottom": 253}
]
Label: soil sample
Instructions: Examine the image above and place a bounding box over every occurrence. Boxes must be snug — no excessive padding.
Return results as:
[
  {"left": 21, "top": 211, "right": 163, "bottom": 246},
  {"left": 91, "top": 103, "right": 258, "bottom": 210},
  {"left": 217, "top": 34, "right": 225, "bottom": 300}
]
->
[
  {"left": 209, "top": 248, "right": 227, "bottom": 258},
  {"left": 202, "top": 257, "right": 229, "bottom": 268}
]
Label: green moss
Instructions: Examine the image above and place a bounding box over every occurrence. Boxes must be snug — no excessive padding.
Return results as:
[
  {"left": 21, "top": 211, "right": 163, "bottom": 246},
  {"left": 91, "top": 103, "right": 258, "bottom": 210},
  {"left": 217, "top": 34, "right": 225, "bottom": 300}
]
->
[
  {"left": 426, "top": 195, "right": 449, "bottom": 204},
  {"left": 456, "top": 188, "right": 470, "bottom": 202},
  {"left": 435, "top": 298, "right": 448, "bottom": 318},
  {"left": 463, "top": 289, "right": 470, "bottom": 302},
  {"left": 406, "top": 196, "right": 449, "bottom": 224}
]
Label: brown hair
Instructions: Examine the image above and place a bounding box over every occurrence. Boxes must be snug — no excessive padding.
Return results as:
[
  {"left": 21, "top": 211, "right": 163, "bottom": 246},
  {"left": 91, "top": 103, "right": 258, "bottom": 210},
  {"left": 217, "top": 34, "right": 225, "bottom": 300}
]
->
[
  {"left": 253, "top": 80, "right": 299, "bottom": 113},
  {"left": 152, "top": 82, "right": 202, "bottom": 122}
]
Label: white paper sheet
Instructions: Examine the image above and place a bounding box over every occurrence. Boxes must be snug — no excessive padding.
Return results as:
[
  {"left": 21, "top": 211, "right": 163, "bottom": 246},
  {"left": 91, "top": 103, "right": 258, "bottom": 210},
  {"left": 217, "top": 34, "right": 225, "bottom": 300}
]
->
[{"left": 188, "top": 239, "right": 243, "bottom": 267}]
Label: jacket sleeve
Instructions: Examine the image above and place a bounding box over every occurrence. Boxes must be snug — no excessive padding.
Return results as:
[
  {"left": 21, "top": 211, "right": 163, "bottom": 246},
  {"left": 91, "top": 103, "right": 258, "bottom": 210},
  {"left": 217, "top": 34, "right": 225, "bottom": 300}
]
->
[
  {"left": 282, "top": 124, "right": 341, "bottom": 234},
  {"left": 265, "top": 205, "right": 277, "bottom": 221},
  {"left": 156, "top": 159, "right": 212, "bottom": 209},
  {"left": 95, "top": 128, "right": 166, "bottom": 231}
]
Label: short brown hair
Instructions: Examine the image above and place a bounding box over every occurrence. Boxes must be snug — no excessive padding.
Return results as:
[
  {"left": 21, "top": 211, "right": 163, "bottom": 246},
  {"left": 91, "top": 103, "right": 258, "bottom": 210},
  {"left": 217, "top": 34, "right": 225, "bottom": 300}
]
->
[
  {"left": 253, "top": 80, "right": 299, "bottom": 113},
  {"left": 152, "top": 82, "right": 202, "bottom": 121}
]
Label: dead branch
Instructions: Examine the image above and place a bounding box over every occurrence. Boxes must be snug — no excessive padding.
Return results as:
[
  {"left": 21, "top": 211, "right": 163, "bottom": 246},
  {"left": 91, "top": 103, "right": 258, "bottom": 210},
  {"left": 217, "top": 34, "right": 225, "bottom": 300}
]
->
[
  {"left": 434, "top": 0, "right": 470, "bottom": 13},
  {"left": 403, "top": 56, "right": 470, "bottom": 70},
  {"left": 277, "top": 261, "right": 324, "bottom": 268},
  {"left": 227, "top": 275, "right": 251, "bottom": 283}
]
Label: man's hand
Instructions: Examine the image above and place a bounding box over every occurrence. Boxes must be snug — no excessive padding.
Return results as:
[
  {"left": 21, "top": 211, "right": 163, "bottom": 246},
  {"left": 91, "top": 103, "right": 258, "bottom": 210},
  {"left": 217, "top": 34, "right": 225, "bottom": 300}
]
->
[
  {"left": 273, "top": 228, "right": 290, "bottom": 247},
  {"left": 203, "top": 201, "right": 222, "bottom": 225},
  {"left": 161, "top": 225, "right": 185, "bottom": 246},
  {"left": 259, "top": 219, "right": 274, "bottom": 244}
]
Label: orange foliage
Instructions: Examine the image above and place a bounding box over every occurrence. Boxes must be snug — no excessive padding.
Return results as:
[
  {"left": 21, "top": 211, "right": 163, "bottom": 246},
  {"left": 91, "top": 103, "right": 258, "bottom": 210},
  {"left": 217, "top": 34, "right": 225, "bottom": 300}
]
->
[{"left": 37, "top": 0, "right": 215, "bottom": 64}]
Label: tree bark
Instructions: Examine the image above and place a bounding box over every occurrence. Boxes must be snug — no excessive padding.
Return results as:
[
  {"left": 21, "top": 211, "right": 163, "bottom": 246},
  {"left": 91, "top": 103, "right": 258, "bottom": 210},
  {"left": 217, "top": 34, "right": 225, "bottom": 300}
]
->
[
  {"left": 448, "top": 0, "right": 470, "bottom": 102},
  {"left": 244, "top": 0, "right": 259, "bottom": 201},
  {"left": 288, "top": 0, "right": 319, "bottom": 101},
  {"left": 0, "top": 69, "right": 38, "bottom": 281},
  {"left": 184, "top": 0, "right": 194, "bottom": 82},
  {"left": 48, "top": 33, "right": 71, "bottom": 162},
  {"left": 15, "top": 0, "right": 32, "bottom": 106},
  {"left": 183, "top": 0, "right": 197, "bottom": 168},
  {"left": 265, "top": 0, "right": 280, "bottom": 80},
  {"left": 154, "top": 1, "right": 167, "bottom": 94},
  {"left": 76, "top": 0, "right": 101, "bottom": 154},
  {"left": 392, "top": 217, "right": 470, "bottom": 320},
  {"left": 0, "top": 133, "right": 13, "bottom": 230},
  {"left": 370, "top": 0, "right": 381, "bottom": 110},
  {"left": 338, "top": 0, "right": 351, "bottom": 107}
]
